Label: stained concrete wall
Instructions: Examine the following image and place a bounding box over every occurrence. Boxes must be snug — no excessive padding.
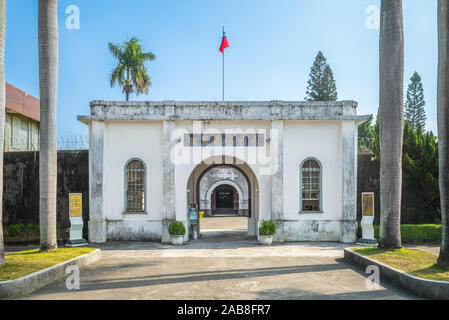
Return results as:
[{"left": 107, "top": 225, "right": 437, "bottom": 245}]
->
[{"left": 3, "top": 150, "right": 89, "bottom": 226}]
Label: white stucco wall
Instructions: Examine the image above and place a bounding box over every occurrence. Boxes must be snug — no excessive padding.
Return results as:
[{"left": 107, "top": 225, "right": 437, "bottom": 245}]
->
[
  {"left": 283, "top": 121, "right": 342, "bottom": 220},
  {"left": 103, "top": 121, "right": 164, "bottom": 240},
  {"left": 282, "top": 121, "right": 343, "bottom": 241}
]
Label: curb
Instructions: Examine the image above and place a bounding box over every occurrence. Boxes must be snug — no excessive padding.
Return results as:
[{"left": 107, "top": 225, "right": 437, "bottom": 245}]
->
[
  {"left": 0, "top": 249, "right": 101, "bottom": 299},
  {"left": 344, "top": 248, "right": 449, "bottom": 300}
]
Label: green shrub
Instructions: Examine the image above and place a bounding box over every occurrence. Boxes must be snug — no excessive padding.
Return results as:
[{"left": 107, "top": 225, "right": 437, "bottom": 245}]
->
[
  {"left": 168, "top": 221, "right": 186, "bottom": 236},
  {"left": 4, "top": 224, "right": 67, "bottom": 242},
  {"left": 358, "top": 223, "right": 441, "bottom": 244},
  {"left": 259, "top": 220, "right": 276, "bottom": 236},
  {"left": 6, "top": 224, "right": 24, "bottom": 238}
]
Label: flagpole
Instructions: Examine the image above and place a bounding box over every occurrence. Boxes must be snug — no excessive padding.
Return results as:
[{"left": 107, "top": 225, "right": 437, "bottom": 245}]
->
[{"left": 222, "top": 26, "right": 225, "bottom": 102}]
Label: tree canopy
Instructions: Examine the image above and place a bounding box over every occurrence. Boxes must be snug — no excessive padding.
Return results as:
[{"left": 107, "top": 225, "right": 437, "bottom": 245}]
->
[
  {"left": 109, "top": 37, "right": 156, "bottom": 101},
  {"left": 359, "top": 115, "right": 439, "bottom": 224},
  {"left": 305, "top": 51, "right": 338, "bottom": 101},
  {"left": 405, "top": 71, "right": 426, "bottom": 131}
]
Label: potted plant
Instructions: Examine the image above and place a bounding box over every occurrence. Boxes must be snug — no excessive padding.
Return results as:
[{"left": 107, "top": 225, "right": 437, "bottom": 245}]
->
[
  {"left": 168, "top": 221, "right": 186, "bottom": 245},
  {"left": 258, "top": 220, "right": 276, "bottom": 246}
]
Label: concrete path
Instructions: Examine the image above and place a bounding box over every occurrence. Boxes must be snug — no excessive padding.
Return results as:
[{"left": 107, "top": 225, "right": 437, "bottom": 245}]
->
[{"left": 9, "top": 224, "right": 419, "bottom": 300}]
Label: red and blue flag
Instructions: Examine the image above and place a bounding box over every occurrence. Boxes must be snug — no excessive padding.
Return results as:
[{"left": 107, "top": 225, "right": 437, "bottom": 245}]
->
[{"left": 219, "top": 31, "right": 229, "bottom": 53}]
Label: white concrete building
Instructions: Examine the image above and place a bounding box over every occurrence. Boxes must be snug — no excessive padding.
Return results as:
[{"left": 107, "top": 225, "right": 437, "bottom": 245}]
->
[{"left": 79, "top": 100, "right": 368, "bottom": 244}]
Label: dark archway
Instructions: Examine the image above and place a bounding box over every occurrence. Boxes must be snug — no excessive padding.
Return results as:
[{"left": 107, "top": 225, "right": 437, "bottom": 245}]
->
[{"left": 212, "top": 184, "right": 238, "bottom": 215}]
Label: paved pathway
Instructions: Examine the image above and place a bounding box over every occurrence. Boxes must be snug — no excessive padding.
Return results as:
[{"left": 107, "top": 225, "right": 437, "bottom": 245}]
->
[{"left": 8, "top": 216, "right": 419, "bottom": 300}]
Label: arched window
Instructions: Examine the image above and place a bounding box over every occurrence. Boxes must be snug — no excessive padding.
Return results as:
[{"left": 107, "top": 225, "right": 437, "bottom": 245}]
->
[
  {"left": 300, "top": 159, "right": 321, "bottom": 212},
  {"left": 125, "top": 159, "right": 146, "bottom": 212}
]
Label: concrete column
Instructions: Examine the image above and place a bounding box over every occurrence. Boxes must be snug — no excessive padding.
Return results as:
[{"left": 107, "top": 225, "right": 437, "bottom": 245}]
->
[
  {"left": 340, "top": 121, "right": 358, "bottom": 243},
  {"left": 270, "top": 120, "right": 284, "bottom": 242},
  {"left": 161, "top": 120, "right": 176, "bottom": 242},
  {"left": 88, "top": 121, "right": 106, "bottom": 243}
]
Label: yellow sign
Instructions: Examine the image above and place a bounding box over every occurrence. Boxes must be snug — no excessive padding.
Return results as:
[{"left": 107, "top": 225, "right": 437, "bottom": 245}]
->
[
  {"left": 362, "top": 193, "right": 374, "bottom": 217},
  {"left": 199, "top": 211, "right": 204, "bottom": 220},
  {"left": 70, "top": 194, "right": 82, "bottom": 217}
]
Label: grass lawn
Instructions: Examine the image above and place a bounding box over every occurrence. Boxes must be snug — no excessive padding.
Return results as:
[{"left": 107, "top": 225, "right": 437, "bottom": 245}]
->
[
  {"left": 353, "top": 247, "right": 449, "bottom": 282},
  {"left": 0, "top": 248, "right": 95, "bottom": 281}
]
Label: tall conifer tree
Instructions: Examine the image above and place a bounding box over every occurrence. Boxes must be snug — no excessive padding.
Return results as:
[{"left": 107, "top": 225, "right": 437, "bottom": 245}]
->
[
  {"left": 405, "top": 71, "right": 426, "bottom": 130},
  {"left": 305, "top": 51, "right": 338, "bottom": 101}
]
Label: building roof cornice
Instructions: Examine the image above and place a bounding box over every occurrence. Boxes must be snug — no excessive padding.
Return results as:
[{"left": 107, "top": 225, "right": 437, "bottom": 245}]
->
[{"left": 78, "top": 100, "right": 369, "bottom": 123}]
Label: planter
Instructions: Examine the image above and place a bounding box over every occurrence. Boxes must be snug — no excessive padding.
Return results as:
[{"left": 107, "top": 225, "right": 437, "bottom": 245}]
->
[
  {"left": 170, "top": 235, "right": 184, "bottom": 246},
  {"left": 259, "top": 235, "right": 273, "bottom": 246}
]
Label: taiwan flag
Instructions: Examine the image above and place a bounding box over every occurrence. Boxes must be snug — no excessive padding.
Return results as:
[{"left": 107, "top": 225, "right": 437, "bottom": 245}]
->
[{"left": 219, "top": 31, "right": 229, "bottom": 53}]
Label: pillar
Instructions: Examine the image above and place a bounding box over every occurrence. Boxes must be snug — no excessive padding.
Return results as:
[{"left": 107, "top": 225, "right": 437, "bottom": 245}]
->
[
  {"left": 340, "top": 121, "right": 358, "bottom": 243},
  {"left": 161, "top": 120, "right": 176, "bottom": 242},
  {"left": 270, "top": 120, "right": 284, "bottom": 242},
  {"left": 88, "top": 121, "right": 106, "bottom": 243}
]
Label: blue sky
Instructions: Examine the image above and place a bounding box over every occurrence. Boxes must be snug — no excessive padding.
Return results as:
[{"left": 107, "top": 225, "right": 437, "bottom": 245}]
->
[{"left": 4, "top": 0, "right": 438, "bottom": 137}]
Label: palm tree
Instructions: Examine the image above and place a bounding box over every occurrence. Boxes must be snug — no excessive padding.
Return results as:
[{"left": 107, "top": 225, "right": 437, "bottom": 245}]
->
[
  {"left": 0, "top": 0, "right": 5, "bottom": 266},
  {"left": 38, "top": 0, "right": 58, "bottom": 252},
  {"left": 437, "top": 0, "right": 449, "bottom": 266},
  {"left": 378, "top": 0, "right": 404, "bottom": 249},
  {"left": 109, "top": 37, "right": 156, "bottom": 101}
]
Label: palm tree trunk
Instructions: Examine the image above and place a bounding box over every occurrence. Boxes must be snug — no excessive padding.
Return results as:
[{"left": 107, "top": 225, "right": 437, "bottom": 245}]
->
[
  {"left": 38, "top": 0, "right": 58, "bottom": 252},
  {"left": 378, "top": 0, "right": 404, "bottom": 249},
  {"left": 0, "top": 0, "right": 6, "bottom": 266},
  {"left": 438, "top": 0, "right": 449, "bottom": 266}
]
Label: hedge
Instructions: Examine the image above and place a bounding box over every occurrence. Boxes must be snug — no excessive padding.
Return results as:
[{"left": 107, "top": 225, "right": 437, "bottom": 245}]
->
[
  {"left": 4, "top": 224, "right": 68, "bottom": 243},
  {"left": 358, "top": 224, "right": 441, "bottom": 244}
]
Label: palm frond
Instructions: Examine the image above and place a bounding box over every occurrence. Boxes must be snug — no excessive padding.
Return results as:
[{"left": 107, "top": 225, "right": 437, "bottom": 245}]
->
[{"left": 108, "top": 42, "right": 123, "bottom": 60}]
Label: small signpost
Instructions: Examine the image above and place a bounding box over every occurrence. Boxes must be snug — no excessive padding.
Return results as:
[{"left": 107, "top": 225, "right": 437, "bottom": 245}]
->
[
  {"left": 67, "top": 193, "right": 88, "bottom": 247},
  {"left": 188, "top": 204, "right": 199, "bottom": 240},
  {"left": 357, "top": 192, "right": 378, "bottom": 246}
]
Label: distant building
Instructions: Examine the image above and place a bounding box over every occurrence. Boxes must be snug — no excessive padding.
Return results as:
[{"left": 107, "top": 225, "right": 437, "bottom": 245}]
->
[{"left": 5, "top": 83, "right": 40, "bottom": 151}]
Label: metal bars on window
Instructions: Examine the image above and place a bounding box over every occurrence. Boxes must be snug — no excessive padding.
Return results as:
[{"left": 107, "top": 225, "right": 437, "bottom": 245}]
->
[
  {"left": 126, "top": 159, "right": 146, "bottom": 212},
  {"left": 301, "top": 159, "right": 321, "bottom": 212}
]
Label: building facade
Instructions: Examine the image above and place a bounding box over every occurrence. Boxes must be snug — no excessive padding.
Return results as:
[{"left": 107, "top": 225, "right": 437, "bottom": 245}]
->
[
  {"left": 79, "top": 100, "right": 368, "bottom": 243},
  {"left": 5, "top": 83, "right": 40, "bottom": 152}
]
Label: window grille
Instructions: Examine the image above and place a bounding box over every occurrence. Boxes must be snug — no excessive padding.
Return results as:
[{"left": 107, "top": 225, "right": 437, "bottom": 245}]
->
[
  {"left": 126, "top": 159, "right": 146, "bottom": 212},
  {"left": 301, "top": 159, "right": 321, "bottom": 212}
]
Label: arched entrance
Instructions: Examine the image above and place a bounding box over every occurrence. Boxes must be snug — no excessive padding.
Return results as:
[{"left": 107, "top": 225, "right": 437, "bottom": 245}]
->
[
  {"left": 212, "top": 184, "right": 237, "bottom": 215},
  {"left": 186, "top": 156, "right": 259, "bottom": 238}
]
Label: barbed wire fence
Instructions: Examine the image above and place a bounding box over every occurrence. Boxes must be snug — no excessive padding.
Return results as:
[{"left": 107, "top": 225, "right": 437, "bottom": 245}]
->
[
  {"left": 57, "top": 135, "right": 89, "bottom": 150},
  {"left": 358, "top": 138, "right": 376, "bottom": 152},
  {"left": 10, "top": 135, "right": 375, "bottom": 152}
]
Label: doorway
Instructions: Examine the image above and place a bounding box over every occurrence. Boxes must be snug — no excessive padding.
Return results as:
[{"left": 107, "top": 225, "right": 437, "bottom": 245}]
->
[{"left": 213, "top": 184, "right": 237, "bottom": 215}]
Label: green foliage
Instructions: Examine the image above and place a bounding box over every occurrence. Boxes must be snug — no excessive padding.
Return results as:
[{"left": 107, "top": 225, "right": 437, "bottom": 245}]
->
[
  {"left": 305, "top": 51, "right": 338, "bottom": 101},
  {"left": 5, "top": 224, "right": 67, "bottom": 243},
  {"left": 258, "top": 220, "right": 276, "bottom": 236},
  {"left": 360, "top": 114, "right": 439, "bottom": 223},
  {"left": 402, "top": 121, "right": 440, "bottom": 223},
  {"left": 358, "top": 114, "right": 375, "bottom": 151},
  {"left": 358, "top": 223, "right": 441, "bottom": 244},
  {"left": 109, "top": 37, "right": 156, "bottom": 101},
  {"left": 168, "top": 221, "right": 186, "bottom": 236},
  {"left": 405, "top": 72, "right": 426, "bottom": 131}
]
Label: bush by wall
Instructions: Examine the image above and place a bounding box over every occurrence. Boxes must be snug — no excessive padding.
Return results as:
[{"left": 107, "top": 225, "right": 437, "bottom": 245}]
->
[
  {"left": 358, "top": 224, "right": 441, "bottom": 244},
  {"left": 168, "top": 221, "right": 186, "bottom": 236},
  {"left": 259, "top": 220, "right": 276, "bottom": 236},
  {"left": 4, "top": 224, "right": 68, "bottom": 244}
]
